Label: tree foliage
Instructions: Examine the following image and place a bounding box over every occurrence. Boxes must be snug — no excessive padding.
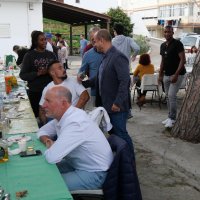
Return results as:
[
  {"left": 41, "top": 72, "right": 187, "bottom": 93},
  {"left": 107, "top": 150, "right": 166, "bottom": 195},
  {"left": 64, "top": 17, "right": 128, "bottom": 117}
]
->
[
  {"left": 107, "top": 7, "right": 133, "bottom": 37},
  {"left": 133, "top": 35, "right": 150, "bottom": 55}
]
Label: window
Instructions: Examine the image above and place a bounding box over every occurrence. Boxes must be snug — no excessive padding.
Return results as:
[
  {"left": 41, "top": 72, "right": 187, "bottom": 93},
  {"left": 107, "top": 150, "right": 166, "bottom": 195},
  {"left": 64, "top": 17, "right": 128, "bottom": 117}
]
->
[
  {"left": 0, "top": 24, "right": 11, "bottom": 38},
  {"left": 189, "top": 3, "right": 194, "bottom": 16},
  {"left": 76, "top": 0, "right": 80, "bottom": 3}
]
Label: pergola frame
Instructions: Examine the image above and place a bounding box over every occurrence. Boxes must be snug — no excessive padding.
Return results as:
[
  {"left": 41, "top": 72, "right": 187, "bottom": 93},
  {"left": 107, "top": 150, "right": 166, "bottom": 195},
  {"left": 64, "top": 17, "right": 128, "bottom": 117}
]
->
[{"left": 43, "top": 0, "right": 111, "bottom": 55}]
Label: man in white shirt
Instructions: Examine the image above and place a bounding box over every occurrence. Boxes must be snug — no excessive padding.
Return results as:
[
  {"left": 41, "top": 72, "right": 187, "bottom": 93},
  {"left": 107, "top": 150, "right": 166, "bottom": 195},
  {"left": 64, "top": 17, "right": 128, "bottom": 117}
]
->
[
  {"left": 39, "top": 60, "right": 90, "bottom": 125},
  {"left": 45, "top": 33, "right": 54, "bottom": 52},
  {"left": 37, "top": 86, "right": 113, "bottom": 191}
]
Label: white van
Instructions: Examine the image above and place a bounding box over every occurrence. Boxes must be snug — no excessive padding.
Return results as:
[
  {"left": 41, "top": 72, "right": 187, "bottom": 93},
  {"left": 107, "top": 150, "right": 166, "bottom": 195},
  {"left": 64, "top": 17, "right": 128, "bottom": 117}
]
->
[{"left": 181, "top": 35, "right": 200, "bottom": 53}]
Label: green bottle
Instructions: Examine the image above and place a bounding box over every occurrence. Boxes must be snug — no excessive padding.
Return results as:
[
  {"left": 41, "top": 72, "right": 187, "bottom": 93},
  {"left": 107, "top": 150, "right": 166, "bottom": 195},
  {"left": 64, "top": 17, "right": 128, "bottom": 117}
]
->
[{"left": 0, "top": 132, "right": 8, "bottom": 163}]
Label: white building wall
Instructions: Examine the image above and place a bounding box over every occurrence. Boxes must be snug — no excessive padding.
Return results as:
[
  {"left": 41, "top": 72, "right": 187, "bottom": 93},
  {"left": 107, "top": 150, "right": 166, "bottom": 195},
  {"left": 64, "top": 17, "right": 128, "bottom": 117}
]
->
[
  {"left": 64, "top": 0, "right": 118, "bottom": 13},
  {"left": 0, "top": 0, "right": 43, "bottom": 59}
]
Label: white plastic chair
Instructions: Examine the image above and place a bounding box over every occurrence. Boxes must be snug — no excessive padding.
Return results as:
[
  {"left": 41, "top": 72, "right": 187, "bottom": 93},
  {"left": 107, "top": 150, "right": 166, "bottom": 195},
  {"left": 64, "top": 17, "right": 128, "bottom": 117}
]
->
[{"left": 134, "top": 74, "right": 163, "bottom": 108}]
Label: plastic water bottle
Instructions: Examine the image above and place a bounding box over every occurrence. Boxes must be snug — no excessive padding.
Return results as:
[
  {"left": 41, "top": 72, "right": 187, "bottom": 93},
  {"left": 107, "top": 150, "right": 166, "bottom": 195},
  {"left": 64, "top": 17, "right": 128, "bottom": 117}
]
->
[{"left": 0, "top": 92, "right": 3, "bottom": 119}]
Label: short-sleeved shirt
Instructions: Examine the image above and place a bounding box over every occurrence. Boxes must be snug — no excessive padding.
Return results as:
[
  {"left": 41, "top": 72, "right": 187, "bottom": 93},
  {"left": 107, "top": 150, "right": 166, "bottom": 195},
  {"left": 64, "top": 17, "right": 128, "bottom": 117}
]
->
[
  {"left": 160, "top": 38, "right": 186, "bottom": 76},
  {"left": 133, "top": 63, "right": 154, "bottom": 80},
  {"left": 39, "top": 77, "right": 86, "bottom": 106}
]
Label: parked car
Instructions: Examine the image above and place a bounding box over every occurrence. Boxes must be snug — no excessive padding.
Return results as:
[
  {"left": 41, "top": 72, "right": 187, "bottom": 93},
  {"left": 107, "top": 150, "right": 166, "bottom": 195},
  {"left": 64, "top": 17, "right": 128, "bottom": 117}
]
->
[{"left": 180, "top": 35, "right": 200, "bottom": 53}]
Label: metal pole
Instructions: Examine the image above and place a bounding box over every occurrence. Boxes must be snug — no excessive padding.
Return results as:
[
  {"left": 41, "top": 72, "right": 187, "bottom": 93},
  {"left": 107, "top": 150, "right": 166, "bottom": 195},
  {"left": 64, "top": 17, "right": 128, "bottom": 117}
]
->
[{"left": 70, "top": 25, "right": 73, "bottom": 55}]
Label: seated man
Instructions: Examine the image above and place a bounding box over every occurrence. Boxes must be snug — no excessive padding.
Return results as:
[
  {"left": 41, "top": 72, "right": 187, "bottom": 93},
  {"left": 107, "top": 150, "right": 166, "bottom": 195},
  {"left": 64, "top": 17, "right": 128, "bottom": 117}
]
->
[
  {"left": 39, "top": 60, "right": 90, "bottom": 125},
  {"left": 37, "top": 86, "right": 113, "bottom": 191}
]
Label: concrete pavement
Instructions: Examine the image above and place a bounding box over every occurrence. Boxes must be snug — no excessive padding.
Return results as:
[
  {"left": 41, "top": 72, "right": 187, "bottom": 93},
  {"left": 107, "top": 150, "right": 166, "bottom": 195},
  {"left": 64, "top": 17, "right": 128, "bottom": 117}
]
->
[{"left": 67, "top": 55, "right": 200, "bottom": 194}]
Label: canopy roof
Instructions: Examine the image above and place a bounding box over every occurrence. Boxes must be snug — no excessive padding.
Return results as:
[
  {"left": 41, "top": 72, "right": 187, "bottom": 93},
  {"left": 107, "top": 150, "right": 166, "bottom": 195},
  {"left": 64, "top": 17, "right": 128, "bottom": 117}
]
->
[{"left": 43, "top": 0, "right": 111, "bottom": 26}]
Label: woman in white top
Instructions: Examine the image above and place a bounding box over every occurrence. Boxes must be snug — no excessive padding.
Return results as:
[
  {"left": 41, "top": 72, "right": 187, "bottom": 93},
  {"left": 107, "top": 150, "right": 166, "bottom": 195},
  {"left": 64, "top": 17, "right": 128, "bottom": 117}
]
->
[
  {"left": 186, "top": 45, "right": 198, "bottom": 73},
  {"left": 58, "top": 40, "right": 69, "bottom": 69}
]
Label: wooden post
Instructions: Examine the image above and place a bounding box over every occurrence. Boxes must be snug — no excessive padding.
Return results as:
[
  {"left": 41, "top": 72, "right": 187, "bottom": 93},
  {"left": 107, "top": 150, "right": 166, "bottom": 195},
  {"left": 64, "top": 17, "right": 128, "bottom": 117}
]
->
[
  {"left": 70, "top": 25, "right": 73, "bottom": 55},
  {"left": 85, "top": 24, "right": 88, "bottom": 40}
]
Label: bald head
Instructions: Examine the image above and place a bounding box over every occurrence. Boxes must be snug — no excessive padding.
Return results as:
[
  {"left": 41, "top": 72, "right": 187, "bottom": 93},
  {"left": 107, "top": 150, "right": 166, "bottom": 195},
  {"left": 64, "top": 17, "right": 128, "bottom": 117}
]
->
[
  {"left": 95, "top": 29, "right": 112, "bottom": 42},
  {"left": 49, "top": 86, "right": 72, "bottom": 103},
  {"left": 93, "top": 29, "right": 112, "bottom": 53},
  {"left": 43, "top": 86, "right": 72, "bottom": 120}
]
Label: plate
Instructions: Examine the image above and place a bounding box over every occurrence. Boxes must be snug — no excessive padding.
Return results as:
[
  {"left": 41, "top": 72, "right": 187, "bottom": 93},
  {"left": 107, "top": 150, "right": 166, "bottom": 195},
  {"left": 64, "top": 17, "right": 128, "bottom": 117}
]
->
[
  {"left": 7, "top": 135, "right": 31, "bottom": 143},
  {"left": 3, "top": 98, "right": 20, "bottom": 104}
]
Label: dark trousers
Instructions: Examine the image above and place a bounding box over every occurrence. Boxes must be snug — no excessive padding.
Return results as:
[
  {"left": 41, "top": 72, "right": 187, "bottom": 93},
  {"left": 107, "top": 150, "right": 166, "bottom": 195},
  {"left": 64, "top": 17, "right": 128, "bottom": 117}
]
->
[
  {"left": 136, "top": 80, "right": 147, "bottom": 97},
  {"left": 64, "top": 59, "right": 69, "bottom": 69},
  {"left": 109, "top": 111, "right": 135, "bottom": 160},
  {"left": 27, "top": 90, "right": 42, "bottom": 118}
]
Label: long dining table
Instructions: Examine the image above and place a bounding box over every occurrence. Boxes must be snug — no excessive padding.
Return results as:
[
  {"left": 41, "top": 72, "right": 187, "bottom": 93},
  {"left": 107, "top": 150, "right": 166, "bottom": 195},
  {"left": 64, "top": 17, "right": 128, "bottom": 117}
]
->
[{"left": 0, "top": 72, "right": 73, "bottom": 200}]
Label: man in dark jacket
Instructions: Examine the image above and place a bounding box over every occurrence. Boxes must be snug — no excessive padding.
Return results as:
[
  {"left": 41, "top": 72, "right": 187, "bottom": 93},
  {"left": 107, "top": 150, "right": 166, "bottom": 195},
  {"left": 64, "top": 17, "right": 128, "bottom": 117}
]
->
[{"left": 83, "top": 29, "right": 134, "bottom": 157}]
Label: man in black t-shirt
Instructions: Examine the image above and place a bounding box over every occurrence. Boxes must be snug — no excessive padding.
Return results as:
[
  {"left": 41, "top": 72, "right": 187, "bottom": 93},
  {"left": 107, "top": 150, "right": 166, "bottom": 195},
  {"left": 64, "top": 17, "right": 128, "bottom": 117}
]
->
[{"left": 158, "top": 26, "right": 186, "bottom": 128}]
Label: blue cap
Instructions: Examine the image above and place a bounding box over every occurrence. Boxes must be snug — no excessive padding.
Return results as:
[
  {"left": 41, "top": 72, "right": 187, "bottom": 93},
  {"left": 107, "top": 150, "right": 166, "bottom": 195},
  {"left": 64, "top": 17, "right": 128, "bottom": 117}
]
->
[{"left": 45, "top": 33, "right": 52, "bottom": 39}]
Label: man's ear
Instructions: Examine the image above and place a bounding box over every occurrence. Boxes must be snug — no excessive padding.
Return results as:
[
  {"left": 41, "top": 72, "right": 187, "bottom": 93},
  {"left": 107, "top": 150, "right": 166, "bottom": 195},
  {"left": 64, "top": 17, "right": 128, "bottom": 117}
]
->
[{"left": 49, "top": 70, "right": 54, "bottom": 76}]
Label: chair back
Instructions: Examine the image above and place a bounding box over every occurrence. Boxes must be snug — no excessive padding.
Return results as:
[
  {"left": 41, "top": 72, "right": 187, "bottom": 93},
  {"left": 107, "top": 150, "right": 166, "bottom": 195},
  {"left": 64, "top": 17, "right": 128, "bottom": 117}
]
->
[
  {"left": 103, "top": 135, "right": 142, "bottom": 200},
  {"left": 141, "top": 74, "right": 162, "bottom": 95},
  {"left": 4, "top": 55, "right": 15, "bottom": 67}
]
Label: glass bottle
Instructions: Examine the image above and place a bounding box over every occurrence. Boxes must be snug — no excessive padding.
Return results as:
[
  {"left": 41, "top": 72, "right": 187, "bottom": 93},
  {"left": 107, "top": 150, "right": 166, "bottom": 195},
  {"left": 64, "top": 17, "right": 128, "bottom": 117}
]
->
[
  {"left": 4, "top": 71, "right": 12, "bottom": 94},
  {"left": 0, "top": 132, "right": 8, "bottom": 163}
]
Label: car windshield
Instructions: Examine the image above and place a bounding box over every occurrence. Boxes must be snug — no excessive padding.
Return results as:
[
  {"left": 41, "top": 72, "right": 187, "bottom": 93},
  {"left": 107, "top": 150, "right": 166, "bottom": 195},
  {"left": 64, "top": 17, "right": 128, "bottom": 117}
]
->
[{"left": 181, "top": 37, "right": 197, "bottom": 46}]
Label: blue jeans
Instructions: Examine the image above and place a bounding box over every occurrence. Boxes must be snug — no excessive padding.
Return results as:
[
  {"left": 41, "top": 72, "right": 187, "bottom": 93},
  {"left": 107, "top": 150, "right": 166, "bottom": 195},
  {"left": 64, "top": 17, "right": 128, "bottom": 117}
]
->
[
  {"left": 57, "top": 158, "right": 107, "bottom": 191},
  {"left": 109, "top": 111, "right": 135, "bottom": 158},
  {"left": 163, "top": 75, "right": 184, "bottom": 120}
]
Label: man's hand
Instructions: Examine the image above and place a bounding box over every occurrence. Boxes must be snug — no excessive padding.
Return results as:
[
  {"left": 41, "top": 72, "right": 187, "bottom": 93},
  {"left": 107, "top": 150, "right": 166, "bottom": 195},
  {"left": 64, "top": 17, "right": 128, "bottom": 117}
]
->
[
  {"left": 37, "top": 67, "right": 47, "bottom": 76},
  {"left": 158, "top": 75, "right": 163, "bottom": 84},
  {"left": 131, "top": 55, "right": 136, "bottom": 62},
  {"left": 171, "top": 74, "right": 178, "bottom": 83},
  {"left": 77, "top": 74, "right": 83, "bottom": 83},
  {"left": 45, "top": 138, "right": 54, "bottom": 149},
  {"left": 111, "top": 104, "right": 120, "bottom": 112}
]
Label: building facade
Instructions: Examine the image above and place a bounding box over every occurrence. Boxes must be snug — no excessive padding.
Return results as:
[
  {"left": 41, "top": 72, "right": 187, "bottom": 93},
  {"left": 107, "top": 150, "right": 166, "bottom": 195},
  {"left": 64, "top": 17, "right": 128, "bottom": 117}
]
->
[
  {"left": 118, "top": 0, "right": 200, "bottom": 38},
  {"left": 0, "top": 0, "right": 43, "bottom": 59},
  {"left": 64, "top": 0, "right": 118, "bottom": 13}
]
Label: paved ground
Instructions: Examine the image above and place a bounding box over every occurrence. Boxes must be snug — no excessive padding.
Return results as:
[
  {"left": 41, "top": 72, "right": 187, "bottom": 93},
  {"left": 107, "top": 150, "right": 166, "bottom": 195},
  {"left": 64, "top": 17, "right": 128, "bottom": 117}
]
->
[
  {"left": 67, "top": 55, "right": 200, "bottom": 200},
  {"left": 129, "top": 94, "right": 200, "bottom": 200}
]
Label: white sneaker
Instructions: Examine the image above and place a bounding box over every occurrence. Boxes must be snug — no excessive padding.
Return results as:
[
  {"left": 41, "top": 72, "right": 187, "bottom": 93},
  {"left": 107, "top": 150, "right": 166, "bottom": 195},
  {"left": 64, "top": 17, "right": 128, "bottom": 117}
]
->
[
  {"left": 162, "top": 118, "right": 170, "bottom": 125},
  {"left": 164, "top": 119, "right": 175, "bottom": 128}
]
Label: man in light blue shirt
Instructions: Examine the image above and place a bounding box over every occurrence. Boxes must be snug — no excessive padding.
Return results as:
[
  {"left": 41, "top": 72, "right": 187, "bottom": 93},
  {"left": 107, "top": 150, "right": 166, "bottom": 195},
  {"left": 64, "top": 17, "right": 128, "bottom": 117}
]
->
[
  {"left": 80, "top": 34, "right": 88, "bottom": 57},
  {"left": 37, "top": 86, "right": 113, "bottom": 191}
]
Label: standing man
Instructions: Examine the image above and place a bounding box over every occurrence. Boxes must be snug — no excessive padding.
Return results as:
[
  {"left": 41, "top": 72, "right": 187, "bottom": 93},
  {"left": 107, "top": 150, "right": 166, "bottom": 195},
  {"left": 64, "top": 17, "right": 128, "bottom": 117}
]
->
[
  {"left": 37, "top": 86, "right": 113, "bottom": 191},
  {"left": 159, "top": 25, "right": 186, "bottom": 128},
  {"left": 77, "top": 26, "right": 103, "bottom": 109},
  {"left": 112, "top": 23, "right": 140, "bottom": 64},
  {"left": 45, "top": 33, "right": 53, "bottom": 52},
  {"left": 80, "top": 34, "right": 88, "bottom": 57},
  {"left": 112, "top": 23, "right": 140, "bottom": 119},
  {"left": 83, "top": 29, "right": 134, "bottom": 156},
  {"left": 13, "top": 45, "right": 28, "bottom": 67}
]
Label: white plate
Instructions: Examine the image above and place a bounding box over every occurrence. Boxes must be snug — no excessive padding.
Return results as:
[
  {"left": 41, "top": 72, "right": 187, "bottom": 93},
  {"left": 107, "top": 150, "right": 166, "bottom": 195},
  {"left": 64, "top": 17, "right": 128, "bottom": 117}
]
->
[
  {"left": 3, "top": 98, "right": 20, "bottom": 104},
  {"left": 7, "top": 135, "right": 31, "bottom": 143}
]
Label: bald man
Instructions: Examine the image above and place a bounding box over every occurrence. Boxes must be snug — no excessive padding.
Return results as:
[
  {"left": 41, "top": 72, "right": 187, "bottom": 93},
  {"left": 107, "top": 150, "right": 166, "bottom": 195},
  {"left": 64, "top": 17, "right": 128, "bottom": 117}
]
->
[{"left": 37, "top": 86, "right": 113, "bottom": 191}]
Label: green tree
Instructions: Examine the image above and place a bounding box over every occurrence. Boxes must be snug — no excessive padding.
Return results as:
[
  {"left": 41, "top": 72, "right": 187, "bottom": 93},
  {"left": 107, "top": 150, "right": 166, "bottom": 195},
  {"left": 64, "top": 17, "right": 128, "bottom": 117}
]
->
[{"left": 107, "top": 7, "right": 133, "bottom": 36}]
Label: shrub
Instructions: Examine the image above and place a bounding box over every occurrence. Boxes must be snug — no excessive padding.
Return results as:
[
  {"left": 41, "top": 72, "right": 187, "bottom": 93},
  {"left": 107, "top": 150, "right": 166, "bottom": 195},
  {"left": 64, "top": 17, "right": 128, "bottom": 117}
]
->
[{"left": 133, "top": 35, "right": 150, "bottom": 55}]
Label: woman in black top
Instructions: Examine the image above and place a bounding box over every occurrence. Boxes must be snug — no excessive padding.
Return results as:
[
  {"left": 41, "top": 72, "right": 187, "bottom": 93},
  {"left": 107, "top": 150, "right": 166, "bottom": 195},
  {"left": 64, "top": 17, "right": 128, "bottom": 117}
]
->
[{"left": 20, "top": 31, "right": 56, "bottom": 118}]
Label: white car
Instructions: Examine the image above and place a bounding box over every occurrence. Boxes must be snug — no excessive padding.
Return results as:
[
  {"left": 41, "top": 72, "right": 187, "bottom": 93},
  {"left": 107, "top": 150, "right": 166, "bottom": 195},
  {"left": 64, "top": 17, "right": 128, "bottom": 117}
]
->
[{"left": 181, "top": 35, "right": 200, "bottom": 53}]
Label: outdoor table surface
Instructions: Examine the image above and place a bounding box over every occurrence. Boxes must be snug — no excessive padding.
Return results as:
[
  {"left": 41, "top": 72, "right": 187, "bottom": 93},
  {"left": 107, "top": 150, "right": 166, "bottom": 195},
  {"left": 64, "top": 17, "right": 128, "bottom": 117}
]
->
[
  {"left": 0, "top": 74, "right": 73, "bottom": 200},
  {"left": 0, "top": 133, "right": 73, "bottom": 200}
]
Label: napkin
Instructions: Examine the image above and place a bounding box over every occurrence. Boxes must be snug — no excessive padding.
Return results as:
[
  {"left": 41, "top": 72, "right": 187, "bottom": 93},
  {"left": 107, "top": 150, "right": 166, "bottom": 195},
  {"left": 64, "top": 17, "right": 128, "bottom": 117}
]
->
[{"left": 8, "top": 148, "right": 21, "bottom": 155}]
